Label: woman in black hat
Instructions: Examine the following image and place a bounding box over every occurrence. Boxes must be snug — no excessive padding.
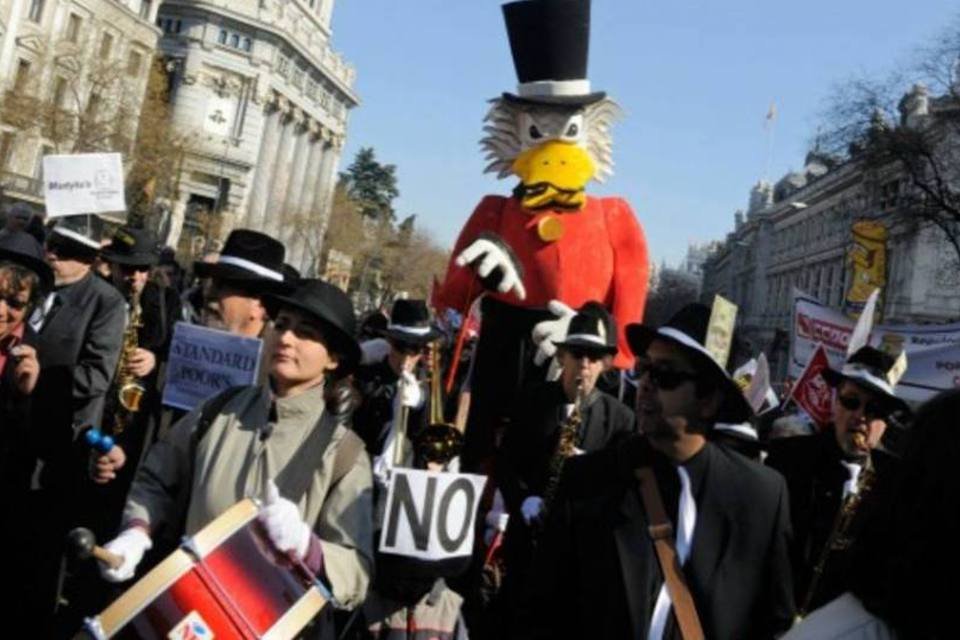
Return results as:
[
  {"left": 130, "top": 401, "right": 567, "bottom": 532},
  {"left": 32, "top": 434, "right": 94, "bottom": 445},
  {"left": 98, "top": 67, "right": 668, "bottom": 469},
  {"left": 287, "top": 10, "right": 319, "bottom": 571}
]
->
[{"left": 98, "top": 280, "right": 374, "bottom": 634}]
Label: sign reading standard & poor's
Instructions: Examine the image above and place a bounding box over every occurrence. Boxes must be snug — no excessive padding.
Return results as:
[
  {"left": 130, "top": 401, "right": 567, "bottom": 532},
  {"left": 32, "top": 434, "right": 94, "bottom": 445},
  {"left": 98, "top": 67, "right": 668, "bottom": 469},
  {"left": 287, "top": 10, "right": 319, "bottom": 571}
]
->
[{"left": 162, "top": 322, "right": 262, "bottom": 411}]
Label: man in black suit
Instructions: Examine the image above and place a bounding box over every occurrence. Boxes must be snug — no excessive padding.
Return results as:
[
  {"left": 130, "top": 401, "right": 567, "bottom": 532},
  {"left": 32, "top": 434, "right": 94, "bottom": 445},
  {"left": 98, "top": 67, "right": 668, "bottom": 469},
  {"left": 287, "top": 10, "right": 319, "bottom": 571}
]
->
[
  {"left": 766, "top": 345, "right": 909, "bottom": 616},
  {"left": 515, "top": 303, "right": 795, "bottom": 639}
]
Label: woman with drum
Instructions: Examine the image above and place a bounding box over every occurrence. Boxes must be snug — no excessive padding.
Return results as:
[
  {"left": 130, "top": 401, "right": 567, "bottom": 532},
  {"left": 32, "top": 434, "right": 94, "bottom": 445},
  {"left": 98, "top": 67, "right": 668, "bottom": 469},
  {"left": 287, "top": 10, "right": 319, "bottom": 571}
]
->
[{"left": 98, "top": 279, "right": 374, "bottom": 634}]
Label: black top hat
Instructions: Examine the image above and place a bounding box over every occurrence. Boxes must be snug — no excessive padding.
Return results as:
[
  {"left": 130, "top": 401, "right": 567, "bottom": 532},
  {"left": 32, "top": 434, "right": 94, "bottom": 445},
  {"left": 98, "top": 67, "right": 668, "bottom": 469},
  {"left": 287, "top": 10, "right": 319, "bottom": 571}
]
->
[
  {"left": 264, "top": 279, "right": 361, "bottom": 370},
  {"left": 101, "top": 227, "right": 160, "bottom": 267},
  {"left": 501, "top": 0, "right": 606, "bottom": 107},
  {"left": 626, "top": 303, "right": 753, "bottom": 424},
  {"left": 554, "top": 300, "right": 617, "bottom": 355},
  {"left": 0, "top": 230, "right": 53, "bottom": 291},
  {"left": 822, "top": 346, "right": 909, "bottom": 413},
  {"left": 378, "top": 299, "right": 442, "bottom": 345},
  {"left": 49, "top": 214, "right": 104, "bottom": 253},
  {"left": 194, "top": 229, "right": 287, "bottom": 291}
]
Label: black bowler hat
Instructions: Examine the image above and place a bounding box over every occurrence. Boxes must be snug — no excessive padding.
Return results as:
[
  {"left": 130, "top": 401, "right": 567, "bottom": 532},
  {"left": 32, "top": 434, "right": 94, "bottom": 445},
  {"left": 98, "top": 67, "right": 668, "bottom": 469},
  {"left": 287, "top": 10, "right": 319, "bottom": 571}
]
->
[
  {"left": 0, "top": 230, "right": 53, "bottom": 291},
  {"left": 554, "top": 301, "right": 617, "bottom": 355},
  {"left": 264, "top": 279, "right": 361, "bottom": 370},
  {"left": 823, "top": 346, "right": 910, "bottom": 414},
  {"left": 379, "top": 299, "right": 442, "bottom": 346},
  {"left": 626, "top": 303, "right": 753, "bottom": 424},
  {"left": 194, "top": 229, "right": 287, "bottom": 291},
  {"left": 101, "top": 227, "right": 160, "bottom": 267},
  {"left": 501, "top": 0, "right": 606, "bottom": 107},
  {"left": 48, "top": 214, "right": 104, "bottom": 253}
]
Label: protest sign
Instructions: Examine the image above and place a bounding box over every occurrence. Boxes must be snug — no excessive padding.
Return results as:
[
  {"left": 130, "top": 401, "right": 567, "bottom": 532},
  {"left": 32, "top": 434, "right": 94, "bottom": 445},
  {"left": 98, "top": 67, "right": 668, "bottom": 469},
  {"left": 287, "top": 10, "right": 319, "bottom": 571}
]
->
[
  {"left": 791, "top": 289, "right": 960, "bottom": 403},
  {"left": 162, "top": 322, "right": 262, "bottom": 411},
  {"left": 788, "top": 343, "right": 833, "bottom": 427},
  {"left": 379, "top": 468, "right": 488, "bottom": 561},
  {"left": 42, "top": 153, "right": 126, "bottom": 218}
]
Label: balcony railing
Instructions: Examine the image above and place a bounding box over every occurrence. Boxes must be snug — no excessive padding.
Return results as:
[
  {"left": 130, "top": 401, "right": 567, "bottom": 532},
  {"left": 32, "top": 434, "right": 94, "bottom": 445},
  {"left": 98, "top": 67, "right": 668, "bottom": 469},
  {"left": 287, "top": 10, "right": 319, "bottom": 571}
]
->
[{"left": 0, "top": 170, "right": 44, "bottom": 200}]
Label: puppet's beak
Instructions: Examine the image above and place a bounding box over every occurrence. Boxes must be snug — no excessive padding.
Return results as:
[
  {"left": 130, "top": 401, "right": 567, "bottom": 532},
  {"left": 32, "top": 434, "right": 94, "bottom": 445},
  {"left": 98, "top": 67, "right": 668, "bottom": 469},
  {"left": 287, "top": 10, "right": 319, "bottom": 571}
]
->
[{"left": 511, "top": 140, "right": 595, "bottom": 211}]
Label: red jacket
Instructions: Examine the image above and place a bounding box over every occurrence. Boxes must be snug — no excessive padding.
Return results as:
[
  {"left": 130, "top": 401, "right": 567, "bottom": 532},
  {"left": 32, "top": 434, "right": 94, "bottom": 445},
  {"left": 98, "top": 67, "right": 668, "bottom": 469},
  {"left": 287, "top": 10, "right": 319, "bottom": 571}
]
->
[{"left": 436, "top": 195, "right": 649, "bottom": 369}]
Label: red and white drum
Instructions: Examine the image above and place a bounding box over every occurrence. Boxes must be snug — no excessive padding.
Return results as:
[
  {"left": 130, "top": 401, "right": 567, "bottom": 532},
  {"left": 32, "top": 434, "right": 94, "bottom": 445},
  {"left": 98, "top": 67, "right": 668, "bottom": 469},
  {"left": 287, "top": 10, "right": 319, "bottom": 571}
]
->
[{"left": 84, "top": 499, "right": 330, "bottom": 639}]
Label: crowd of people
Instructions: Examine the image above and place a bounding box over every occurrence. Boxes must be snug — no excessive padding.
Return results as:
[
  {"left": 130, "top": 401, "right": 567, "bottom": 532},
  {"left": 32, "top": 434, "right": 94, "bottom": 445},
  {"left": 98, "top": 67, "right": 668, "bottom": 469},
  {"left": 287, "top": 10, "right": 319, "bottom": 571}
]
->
[{"left": 0, "top": 205, "right": 957, "bottom": 640}]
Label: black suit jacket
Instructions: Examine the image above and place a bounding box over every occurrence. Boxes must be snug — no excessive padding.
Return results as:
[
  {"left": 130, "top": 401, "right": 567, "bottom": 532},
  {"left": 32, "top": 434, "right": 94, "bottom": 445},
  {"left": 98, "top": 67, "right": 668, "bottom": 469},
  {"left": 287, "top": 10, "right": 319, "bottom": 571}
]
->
[
  {"left": 1, "top": 326, "right": 38, "bottom": 491},
  {"left": 31, "top": 271, "right": 125, "bottom": 486},
  {"left": 515, "top": 439, "right": 795, "bottom": 639}
]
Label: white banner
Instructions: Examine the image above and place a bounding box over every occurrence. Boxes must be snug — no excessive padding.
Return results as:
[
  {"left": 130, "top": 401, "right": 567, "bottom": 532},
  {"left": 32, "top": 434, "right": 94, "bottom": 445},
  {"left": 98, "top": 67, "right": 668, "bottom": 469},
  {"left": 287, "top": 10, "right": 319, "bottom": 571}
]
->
[
  {"left": 791, "top": 289, "right": 960, "bottom": 403},
  {"left": 42, "top": 153, "right": 126, "bottom": 218},
  {"left": 379, "top": 468, "right": 487, "bottom": 561}
]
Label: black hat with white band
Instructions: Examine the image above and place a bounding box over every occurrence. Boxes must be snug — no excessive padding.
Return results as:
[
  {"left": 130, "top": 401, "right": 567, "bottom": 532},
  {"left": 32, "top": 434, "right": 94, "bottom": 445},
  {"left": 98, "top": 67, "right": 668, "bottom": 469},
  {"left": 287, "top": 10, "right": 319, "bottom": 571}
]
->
[
  {"left": 378, "top": 299, "right": 442, "bottom": 346},
  {"left": 48, "top": 214, "right": 104, "bottom": 254},
  {"left": 553, "top": 300, "right": 617, "bottom": 355},
  {"left": 193, "top": 229, "right": 288, "bottom": 291},
  {"left": 822, "top": 346, "right": 909, "bottom": 414},
  {"left": 626, "top": 303, "right": 753, "bottom": 424}
]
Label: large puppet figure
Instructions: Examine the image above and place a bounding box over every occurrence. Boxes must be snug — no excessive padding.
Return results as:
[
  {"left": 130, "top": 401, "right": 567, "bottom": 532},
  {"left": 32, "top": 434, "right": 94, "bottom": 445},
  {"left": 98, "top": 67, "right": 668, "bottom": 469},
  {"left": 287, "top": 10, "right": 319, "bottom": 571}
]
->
[{"left": 435, "top": 0, "right": 649, "bottom": 470}]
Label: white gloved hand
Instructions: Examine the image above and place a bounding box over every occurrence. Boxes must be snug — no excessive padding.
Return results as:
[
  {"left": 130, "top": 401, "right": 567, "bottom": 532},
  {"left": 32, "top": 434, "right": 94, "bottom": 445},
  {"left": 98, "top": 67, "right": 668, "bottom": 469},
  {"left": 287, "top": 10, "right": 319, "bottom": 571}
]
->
[
  {"left": 521, "top": 496, "right": 545, "bottom": 525},
  {"left": 100, "top": 527, "right": 152, "bottom": 583},
  {"left": 532, "top": 300, "right": 576, "bottom": 366},
  {"left": 259, "top": 480, "right": 311, "bottom": 560},
  {"left": 360, "top": 338, "right": 391, "bottom": 365},
  {"left": 372, "top": 454, "right": 392, "bottom": 487},
  {"left": 456, "top": 238, "right": 527, "bottom": 301},
  {"left": 398, "top": 370, "right": 424, "bottom": 409}
]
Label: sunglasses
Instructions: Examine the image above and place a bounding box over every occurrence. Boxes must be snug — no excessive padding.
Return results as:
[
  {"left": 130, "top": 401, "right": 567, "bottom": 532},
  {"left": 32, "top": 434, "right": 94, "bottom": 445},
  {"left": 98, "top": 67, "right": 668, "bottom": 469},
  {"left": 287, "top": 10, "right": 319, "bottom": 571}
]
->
[
  {"left": 837, "top": 394, "right": 890, "bottom": 419},
  {"left": 565, "top": 347, "right": 605, "bottom": 362},
  {"left": 0, "top": 293, "right": 28, "bottom": 311},
  {"left": 634, "top": 361, "right": 699, "bottom": 391},
  {"left": 390, "top": 341, "right": 423, "bottom": 356},
  {"left": 119, "top": 264, "right": 152, "bottom": 274}
]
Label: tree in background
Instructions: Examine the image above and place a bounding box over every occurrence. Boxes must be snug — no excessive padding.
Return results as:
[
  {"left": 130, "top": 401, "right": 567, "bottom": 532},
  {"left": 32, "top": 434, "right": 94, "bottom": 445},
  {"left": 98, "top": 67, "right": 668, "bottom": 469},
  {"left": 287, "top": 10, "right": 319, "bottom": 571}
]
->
[
  {"left": 644, "top": 265, "right": 700, "bottom": 327},
  {"left": 819, "top": 15, "right": 960, "bottom": 266},
  {"left": 339, "top": 146, "right": 399, "bottom": 223}
]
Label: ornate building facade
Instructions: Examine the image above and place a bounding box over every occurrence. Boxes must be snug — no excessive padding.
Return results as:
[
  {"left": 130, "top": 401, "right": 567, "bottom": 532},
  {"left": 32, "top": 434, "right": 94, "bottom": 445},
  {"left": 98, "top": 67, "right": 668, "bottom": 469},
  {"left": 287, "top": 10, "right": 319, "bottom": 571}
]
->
[
  {"left": 156, "top": 0, "right": 357, "bottom": 273},
  {"left": 0, "top": 0, "right": 160, "bottom": 207}
]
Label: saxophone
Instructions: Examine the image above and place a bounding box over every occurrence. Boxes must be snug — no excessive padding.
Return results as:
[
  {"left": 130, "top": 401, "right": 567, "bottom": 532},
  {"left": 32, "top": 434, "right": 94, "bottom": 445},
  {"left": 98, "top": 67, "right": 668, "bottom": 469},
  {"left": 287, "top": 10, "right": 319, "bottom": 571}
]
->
[
  {"left": 112, "top": 287, "right": 146, "bottom": 435},
  {"left": 798, "top": 432, "right": 877, "bottom": 617},
  {"left": 541, "top": 380, "right": 585, "bottom": 520}
]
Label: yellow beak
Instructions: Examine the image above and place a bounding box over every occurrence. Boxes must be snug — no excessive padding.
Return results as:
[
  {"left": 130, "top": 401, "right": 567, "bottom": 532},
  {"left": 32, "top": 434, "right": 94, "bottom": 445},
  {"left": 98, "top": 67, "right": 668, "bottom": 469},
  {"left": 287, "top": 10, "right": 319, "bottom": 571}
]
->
[{"left": 511, "top": 140, "right": 595, "bottom": 211}]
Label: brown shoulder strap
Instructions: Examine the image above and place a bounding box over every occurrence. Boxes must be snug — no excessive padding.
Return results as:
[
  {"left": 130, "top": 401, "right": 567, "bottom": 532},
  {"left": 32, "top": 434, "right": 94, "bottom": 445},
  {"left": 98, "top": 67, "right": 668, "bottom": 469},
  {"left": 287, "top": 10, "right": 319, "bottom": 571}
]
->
[
  {"left": 635, "top": 467, "right": 705, "bottom": 640},
  {"left": 330, "top": 428, "right": 365, "bottom": 487}
]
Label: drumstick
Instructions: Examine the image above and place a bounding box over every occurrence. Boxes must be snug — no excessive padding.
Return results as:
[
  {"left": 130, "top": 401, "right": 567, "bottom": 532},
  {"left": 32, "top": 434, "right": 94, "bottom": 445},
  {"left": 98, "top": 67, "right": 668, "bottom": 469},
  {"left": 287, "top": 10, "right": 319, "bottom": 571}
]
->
[{"left": 67, "top": 528, "right": 123, "bottom": 570}]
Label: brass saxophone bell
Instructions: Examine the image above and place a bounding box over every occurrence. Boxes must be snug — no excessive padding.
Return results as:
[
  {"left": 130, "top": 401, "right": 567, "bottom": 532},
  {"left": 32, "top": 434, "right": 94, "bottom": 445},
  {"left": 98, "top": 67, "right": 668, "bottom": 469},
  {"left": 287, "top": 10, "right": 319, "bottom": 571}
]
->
[{"left": 119, "top": 381, "right": 146, "bottom": 412}]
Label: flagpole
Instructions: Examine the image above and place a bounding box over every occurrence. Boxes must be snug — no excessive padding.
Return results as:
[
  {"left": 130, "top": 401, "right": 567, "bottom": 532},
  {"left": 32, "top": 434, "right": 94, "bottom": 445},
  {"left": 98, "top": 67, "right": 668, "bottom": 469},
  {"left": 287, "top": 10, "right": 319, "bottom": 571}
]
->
[{"left": 763, "top": 101, "right": 777, "bottom": 181}]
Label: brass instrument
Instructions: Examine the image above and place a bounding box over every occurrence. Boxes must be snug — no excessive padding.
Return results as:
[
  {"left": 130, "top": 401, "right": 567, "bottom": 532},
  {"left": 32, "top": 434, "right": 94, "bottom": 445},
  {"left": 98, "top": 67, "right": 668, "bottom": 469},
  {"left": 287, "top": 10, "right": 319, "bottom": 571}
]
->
[
  {"left": 414, "top": 341, "right": 464, "bottom": 466},
  {"left": 541, "top": 379, "right": 585, "bottom": 519},
  {"left": 112, "top": 288, "right": 146, "bottom": 435},
  {"left": 798, "top": 434, "right": 876, "bottom": 617}
]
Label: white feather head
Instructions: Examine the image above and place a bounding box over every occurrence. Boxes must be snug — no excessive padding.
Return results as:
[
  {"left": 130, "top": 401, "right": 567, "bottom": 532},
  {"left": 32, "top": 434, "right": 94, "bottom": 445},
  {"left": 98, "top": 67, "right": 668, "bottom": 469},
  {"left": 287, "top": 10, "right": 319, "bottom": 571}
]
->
[{"left": 479, "top": 98, "right": 622, "bottom": 183}]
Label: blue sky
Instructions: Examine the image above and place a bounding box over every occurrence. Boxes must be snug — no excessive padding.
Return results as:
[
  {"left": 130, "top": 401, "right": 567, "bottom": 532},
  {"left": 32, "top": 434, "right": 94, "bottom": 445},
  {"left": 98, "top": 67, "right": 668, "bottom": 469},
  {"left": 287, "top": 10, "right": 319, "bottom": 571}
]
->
[{"left": 332, "top": 0, "right": 958, "bottom": 267}]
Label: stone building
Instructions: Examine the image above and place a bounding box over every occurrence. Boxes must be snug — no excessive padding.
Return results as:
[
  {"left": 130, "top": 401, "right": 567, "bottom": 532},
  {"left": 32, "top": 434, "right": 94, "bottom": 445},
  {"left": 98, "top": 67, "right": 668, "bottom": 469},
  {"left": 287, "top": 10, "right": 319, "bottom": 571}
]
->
[
  {"left": 0, "top": 0, "right": 160, "bottom": 208},
  {"left": 702, "top": 84, "right": 960, "bottom": 380},
  {"left": 156, "top": 0, "right": 357, "bottom": 273}
]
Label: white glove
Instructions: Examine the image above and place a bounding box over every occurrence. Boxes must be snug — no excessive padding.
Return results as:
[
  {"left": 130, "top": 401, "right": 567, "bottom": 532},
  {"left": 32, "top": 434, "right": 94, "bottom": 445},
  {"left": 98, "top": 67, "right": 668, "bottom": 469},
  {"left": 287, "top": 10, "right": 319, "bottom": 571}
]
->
[
  {"left": 456, "top": 238, "right": 527, "bottom": 301},
  {"left": 100, "top": 527, "right": 152, "bottom": 583},
  {"left": 372, "top": 454, "right": 392, "bottom": 487},
  {"left": 360, "top": 338, "right": 390, "bottom": 365},
  {"left": 259, "top": 480, "right": 311, "bottom": 560},
  {"left": 521, "top": 496, "right": 545, "bottom": 525},
  {"left": 532, "top": 300, "right": 576, "bottom": 366},
  {"left": 398, "top": 371, "right": 424, "bottom": 409}
]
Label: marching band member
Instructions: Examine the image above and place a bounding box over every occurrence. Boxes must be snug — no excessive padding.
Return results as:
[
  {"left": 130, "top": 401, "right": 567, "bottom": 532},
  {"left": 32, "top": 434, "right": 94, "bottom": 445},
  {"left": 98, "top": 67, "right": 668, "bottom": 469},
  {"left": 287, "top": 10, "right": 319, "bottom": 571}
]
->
[
  {"left": 516, "top": 303, "right": 795, "bottom": 639},
  {"left": 99, "top": 279, "right": 374, "bottom": 635},
  {"left": 766, "top": 345, "right": 909, "bottom": 615}
]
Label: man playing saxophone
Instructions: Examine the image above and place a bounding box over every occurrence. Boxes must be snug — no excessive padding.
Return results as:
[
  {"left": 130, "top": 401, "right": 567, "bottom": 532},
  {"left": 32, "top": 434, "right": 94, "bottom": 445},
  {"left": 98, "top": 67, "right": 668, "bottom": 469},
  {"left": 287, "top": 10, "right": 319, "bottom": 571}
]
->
[{"left": 496, "top": 302, "right": 636, "bottom": 620}]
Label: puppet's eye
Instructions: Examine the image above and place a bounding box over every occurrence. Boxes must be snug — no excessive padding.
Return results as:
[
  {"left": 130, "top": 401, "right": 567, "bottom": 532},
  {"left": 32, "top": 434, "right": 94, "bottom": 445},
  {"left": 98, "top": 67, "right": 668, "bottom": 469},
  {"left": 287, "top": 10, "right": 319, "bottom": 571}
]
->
[
  {"left": 565, "top": 123, "right": 579, "bottom": 137},
  {"left": 528, "top": 125, "right": 543, "bottom": 140}
]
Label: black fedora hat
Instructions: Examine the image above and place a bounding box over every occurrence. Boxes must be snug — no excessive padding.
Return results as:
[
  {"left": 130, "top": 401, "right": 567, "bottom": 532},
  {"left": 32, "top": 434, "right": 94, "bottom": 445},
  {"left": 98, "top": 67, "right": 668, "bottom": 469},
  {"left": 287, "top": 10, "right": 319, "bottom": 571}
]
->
[
  {"left": 500, "top": 0, "right": 607, "bottom": 107},
  {"left": 101, "top": 227, "right": 160, "bottom": 267},
  {"left": 194, "top": 229, "right": 287, "bottom": 290},
  {"left": 553, "top": 300, "right": 617, "bottom": 355},
  {"left": 822, "top": 346, "right": 910, "bottom": 414},
  {"left": 379, "top": 299, "right": 442, "bottom": 345},
  {"left": 264, "top": 279, "right": 361, "bottom": 370},
  {"left": 626, "top": 303, "right": 753, "bottom": 424},
  {"left": 0, "top": 230, "right": 53, "bottom": 291},
  {"left": 48, "top": 214, "right": 104, "bottom": 253}
]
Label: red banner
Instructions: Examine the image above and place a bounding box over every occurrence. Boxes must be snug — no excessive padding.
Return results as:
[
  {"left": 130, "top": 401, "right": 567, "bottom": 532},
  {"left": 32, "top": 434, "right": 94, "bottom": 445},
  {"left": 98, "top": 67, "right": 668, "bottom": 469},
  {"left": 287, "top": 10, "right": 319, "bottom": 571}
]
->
[{"left": 788, "top": 343, "right": 833, "bottom": 428}]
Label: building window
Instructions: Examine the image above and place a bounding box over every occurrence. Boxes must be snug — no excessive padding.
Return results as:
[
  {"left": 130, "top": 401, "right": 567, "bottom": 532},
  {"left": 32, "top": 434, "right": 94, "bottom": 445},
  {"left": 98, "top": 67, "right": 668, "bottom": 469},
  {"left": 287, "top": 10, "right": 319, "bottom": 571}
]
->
[
  {"left": 52, "top": 76, "right": 67, "bottom": 108},
  {"left": 65, "top": 13, "right": 82, "bottom": 43},
  {"left": 218, "top": 28, "right": 252, "bottom": 52},
  {"left": 277, "top": 54, "right": 290, "bottom": 77},
  {"left": 218, "top": 29, "right": 228, "bottom": 45},
  {"left": 158, "top": 17, "right": 182, "bottom": 34},
  {"left": 229, "top": 33, "right": 240, "bottom": 48},
  {"left": 242, "top": 37, "right": 252, "bottom": 52},
  {"left": 0, "top": 132, "right": 14, "bottom": 169},
  {"left": 291, "top": 68, "right": 304, "bottom": 90},
  {"left": 13, "top": 59, "right": 32, "bottom": 93},
  {"left": 28, "top": 0, "right": 45, "bottom": 23},
  {"left": 99, "top": 32, "right": 113, "bottom": 60},
  {"left": 139, "top": 0, "right": 152, "bottom": 20},
  {"left": 127, "top": 50, "right": 143, "bottom": 77}
]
